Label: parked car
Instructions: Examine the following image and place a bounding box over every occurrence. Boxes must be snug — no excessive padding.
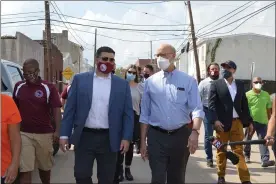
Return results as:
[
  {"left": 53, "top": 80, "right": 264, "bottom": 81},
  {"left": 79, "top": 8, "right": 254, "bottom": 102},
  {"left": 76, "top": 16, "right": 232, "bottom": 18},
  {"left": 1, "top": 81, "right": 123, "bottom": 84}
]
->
[{"left": 1, "top": 59, "right": 60, "bottom": 156}]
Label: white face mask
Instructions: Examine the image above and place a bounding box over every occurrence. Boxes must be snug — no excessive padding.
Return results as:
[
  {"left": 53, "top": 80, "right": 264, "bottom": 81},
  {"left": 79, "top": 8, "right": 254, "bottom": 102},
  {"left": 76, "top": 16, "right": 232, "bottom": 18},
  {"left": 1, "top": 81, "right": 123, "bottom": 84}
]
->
[
  {"left": 254, "top": 83, "right": 262, "bottom": 90},
  {"left": 157, "top": 56, "right": 170, "bottom": 70}
]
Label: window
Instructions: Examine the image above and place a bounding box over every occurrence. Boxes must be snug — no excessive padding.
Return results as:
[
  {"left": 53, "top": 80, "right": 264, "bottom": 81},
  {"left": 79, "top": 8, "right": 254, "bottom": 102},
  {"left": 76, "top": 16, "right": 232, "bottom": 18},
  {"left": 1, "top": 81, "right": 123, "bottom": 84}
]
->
[{"left": 6, "top": 65, "right": 23, "bottom": 84}]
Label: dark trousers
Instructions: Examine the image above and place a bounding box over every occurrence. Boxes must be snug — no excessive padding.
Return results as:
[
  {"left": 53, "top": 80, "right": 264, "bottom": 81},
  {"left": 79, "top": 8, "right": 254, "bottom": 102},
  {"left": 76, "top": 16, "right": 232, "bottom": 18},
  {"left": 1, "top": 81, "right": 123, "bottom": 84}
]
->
[
  {"left": 244, "top": 121, "right": 270, "bottom": 162},
  {"left": 116, "top": 143, "right": 134, "bottom": 167},
  {"left": 74, "top": 131, "right": 117, "bottom": 184},
  {"left": 147, "top": 125, "right": 191, "bottom": 184},
  {"left": 203, "top": 106, "right": 214, "bottom": 161}
]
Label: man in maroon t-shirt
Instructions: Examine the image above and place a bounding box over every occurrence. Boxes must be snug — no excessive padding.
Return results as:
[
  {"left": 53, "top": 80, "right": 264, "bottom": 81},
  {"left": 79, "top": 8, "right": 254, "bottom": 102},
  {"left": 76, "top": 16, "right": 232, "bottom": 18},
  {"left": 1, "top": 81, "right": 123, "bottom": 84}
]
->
[
  {"left": 60, "top": 84, "right": 71, "bottom": 109},
  {"left": 13, "top": 58, "right": 62, "bottom": 184}
]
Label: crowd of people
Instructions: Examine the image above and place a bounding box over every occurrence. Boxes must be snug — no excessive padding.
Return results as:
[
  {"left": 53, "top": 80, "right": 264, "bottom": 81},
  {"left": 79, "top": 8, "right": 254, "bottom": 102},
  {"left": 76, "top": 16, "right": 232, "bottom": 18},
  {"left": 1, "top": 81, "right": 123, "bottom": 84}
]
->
[{"left": 1, "top": 43, "right": 275, "bottom": 184}]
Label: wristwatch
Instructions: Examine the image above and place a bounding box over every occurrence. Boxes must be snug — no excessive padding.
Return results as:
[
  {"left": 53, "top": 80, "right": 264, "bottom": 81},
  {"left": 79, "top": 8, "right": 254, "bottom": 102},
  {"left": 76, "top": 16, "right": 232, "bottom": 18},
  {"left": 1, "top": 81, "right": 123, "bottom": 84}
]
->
[{"left": 192, "top": 129, "right": 200, "bottom": 135}]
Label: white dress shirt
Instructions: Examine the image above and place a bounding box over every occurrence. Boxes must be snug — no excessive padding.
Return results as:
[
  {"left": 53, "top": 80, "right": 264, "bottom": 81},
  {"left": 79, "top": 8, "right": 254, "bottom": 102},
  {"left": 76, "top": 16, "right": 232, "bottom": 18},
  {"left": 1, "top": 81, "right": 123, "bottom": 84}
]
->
[
  {"left": 224, "top": 79, "right": 239, "bottom": 118},
  {"left": 85, "top": 73, "right": 111, "bottom": 128},
  {"left": 60, "top": 73, "right": 111, "bottom": 139}
]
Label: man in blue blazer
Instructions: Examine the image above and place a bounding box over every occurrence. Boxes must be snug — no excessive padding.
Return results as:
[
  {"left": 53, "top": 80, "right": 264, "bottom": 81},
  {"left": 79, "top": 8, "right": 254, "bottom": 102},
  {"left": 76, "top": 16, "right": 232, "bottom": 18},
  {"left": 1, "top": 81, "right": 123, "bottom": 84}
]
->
[{"left": 59, "top": 46, "right": 134, "bottom": 184}]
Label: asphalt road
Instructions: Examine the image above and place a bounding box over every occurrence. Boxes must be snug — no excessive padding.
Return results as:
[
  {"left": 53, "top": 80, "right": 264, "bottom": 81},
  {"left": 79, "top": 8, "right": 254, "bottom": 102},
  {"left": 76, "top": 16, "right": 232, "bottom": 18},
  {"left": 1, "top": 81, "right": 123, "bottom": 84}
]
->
[{"left": 32, "top": 127, "right": 276, "bottom": 183}]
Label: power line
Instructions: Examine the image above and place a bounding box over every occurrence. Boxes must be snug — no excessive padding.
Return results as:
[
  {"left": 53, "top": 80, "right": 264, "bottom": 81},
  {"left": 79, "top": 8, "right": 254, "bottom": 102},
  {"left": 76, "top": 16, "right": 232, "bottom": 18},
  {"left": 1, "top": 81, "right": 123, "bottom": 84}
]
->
[
  {"left": 108, "top": 1, "right": 167, "bottom": 5},
  {"left": 1, "top": 11, "right": 45, "bottom": 16},
  {"left": 106, "top": 1, "right": 183, "bottom": 24},
  {"left": 197, "top": 1, "right": 253, "bottom": 33},
  {"left": 1, "top": 22, "right": 187, "bottom": 43},
  {"left": 2, "top": 18, "right": 187, "bottom": 32},
  {"left": 197, "top": 2, "right": 275, "bottom": 38},
  {"left": 197, "top": 1, "right": 257, "bottom": 35},
  {"left": 50, "top": 1, "right": 91, "bottom": 46}
]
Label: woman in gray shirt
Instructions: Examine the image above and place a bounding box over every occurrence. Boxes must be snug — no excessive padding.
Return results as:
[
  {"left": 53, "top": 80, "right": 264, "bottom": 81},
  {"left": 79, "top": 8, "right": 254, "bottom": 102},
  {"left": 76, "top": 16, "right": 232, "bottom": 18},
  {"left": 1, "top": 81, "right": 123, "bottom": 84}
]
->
[{"left": 114, "top": 64, "right": 143, "bottom": 183}]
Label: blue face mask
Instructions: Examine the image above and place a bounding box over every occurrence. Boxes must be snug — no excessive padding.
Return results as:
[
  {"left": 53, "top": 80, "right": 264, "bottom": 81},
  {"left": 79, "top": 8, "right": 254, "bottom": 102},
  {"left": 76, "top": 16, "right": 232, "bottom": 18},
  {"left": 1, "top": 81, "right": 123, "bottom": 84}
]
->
[
  {"left": 126, "top": 73, "right": 135, "bottom": 81},
  {"left": 221, "top": 69, "right": 232, "bottom": 79}
]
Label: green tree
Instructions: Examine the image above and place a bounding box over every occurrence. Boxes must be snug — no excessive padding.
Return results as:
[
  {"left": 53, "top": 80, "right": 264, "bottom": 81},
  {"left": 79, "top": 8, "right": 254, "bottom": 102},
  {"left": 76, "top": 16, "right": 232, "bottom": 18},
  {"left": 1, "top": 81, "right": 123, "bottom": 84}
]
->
[{"left": 115, "top": 67, "right": 124, "bottom": 78}]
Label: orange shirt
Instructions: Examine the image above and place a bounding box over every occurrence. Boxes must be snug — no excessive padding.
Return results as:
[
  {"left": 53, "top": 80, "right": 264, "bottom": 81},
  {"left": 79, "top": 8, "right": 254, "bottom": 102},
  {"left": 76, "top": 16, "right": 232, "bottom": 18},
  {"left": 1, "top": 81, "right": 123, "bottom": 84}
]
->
[{"left": 1, "top": 94, "right": 21, "bottom": 176}]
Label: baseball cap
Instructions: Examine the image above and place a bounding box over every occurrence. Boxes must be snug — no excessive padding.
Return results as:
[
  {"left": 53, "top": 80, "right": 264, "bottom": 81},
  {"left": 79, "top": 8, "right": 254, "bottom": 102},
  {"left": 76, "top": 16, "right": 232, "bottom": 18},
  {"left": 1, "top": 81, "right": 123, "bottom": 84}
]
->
[{"left": 221, "top": 60, "right": 237, "bottom": 70}]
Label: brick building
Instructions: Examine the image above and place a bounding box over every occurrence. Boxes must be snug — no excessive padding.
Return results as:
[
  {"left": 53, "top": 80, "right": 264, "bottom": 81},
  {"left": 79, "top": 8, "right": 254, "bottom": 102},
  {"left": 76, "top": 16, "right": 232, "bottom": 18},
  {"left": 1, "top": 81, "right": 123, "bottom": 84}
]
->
[{"left": 36, "top": 40, "right": 63, "bottom": 93}]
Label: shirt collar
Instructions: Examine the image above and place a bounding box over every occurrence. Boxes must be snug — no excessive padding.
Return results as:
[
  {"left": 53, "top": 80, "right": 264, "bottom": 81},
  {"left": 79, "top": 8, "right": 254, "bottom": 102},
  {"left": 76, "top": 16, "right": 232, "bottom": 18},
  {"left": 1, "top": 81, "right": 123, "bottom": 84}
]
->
[
  {"left": 224, "top": 78, "right": 236, "bottom": 85},
  {"left": 161, "top": 68, "right": 178, "bottom": 78},
  {"left": 94, "top": 72, "right": 111, "bottom": 79},
  {"left": 26, "top": 76, "right": 42, "bottom": 85}
]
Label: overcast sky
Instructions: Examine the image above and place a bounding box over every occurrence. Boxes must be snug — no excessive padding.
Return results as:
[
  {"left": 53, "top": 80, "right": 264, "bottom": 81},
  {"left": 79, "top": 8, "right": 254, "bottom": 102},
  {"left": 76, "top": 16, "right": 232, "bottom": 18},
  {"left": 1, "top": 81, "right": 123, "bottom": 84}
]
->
[{"left": 1, "top": 1, "right": 275, "bottom": 67}]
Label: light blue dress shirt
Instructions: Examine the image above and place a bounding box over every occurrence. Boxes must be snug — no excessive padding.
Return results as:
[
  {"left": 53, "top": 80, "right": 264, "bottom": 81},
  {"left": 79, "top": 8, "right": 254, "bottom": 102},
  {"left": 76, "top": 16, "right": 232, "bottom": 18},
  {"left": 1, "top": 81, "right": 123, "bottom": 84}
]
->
[{"left": 139, "top": 69, "right": 205, "bottom": 130}]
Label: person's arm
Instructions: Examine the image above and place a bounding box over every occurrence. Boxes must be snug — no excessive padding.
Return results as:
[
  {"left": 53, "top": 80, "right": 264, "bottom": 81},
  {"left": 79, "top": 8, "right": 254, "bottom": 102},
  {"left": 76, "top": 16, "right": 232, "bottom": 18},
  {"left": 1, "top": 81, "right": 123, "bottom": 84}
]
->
[
  {"left": 267, "top": 98, "right": 276, "bottom": 136},
  {"left": 6, "top": 95, "right": 22, "bottom": 173},
  {"left": 122, "top": 82, "right": 134, "bottom": 141},
  {"left": 266, "top": 93, "right": 273, "bottom": 120},
  {"left": 198, "top": 80, "right": 204, "bottom": 101},
  {"left": 60, "top": 76, "right": 78, "bottom": 138},
  {"left": 187, "top": 78, "right": 204, "bottom": 130},
  {"left": 208, "top": 82, "right": 218, "bottom": 124},
  {"left": 49, "top": 85, "right": 62, "bottom": 135},
  {"left": 139, "top": 80, "right": 151, "bottom": 143}
]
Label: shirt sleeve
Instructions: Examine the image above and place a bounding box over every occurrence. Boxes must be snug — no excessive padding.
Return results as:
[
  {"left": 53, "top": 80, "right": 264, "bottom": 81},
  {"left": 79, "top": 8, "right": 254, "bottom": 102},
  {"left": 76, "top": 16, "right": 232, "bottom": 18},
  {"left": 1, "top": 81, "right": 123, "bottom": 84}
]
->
[
  {"left": 4, "top": 95, "right": 22, "bottom": 124},
  {"left": 139, "top": 80, "right": 151, "bottom": 124},
  {"left": 198, "top": 80, "right": 204, "bottom": 100},
  {"left": 61, "top": 86, "right": 68, "bottom": 99},
  {"left": 49, "top": 85, "right": 62, "bottom": 108},
  {"left": 187, "top": 78, "right": 205, "bottom": 120}
]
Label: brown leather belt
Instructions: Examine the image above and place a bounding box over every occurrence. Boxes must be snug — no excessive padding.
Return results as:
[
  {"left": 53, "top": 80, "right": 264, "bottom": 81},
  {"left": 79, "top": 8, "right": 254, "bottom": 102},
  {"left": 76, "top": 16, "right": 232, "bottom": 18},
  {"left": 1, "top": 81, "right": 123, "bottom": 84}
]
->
[
  {"left": 233, "top": 118, "right": 240, "bottom": 121},
  {"left": 150, "top": 125, "right": 187, "bottom": 135},
  {"left": 83, "top": 127, "right": 109, "bottom": 133}
]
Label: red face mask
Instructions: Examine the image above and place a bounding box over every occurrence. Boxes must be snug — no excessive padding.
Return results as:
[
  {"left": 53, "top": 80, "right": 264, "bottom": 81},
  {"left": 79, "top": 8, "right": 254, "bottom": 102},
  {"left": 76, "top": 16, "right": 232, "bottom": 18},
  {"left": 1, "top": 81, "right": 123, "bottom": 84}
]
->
[{"left": 97, "top": 61, "right": 114, "bottom": 74}]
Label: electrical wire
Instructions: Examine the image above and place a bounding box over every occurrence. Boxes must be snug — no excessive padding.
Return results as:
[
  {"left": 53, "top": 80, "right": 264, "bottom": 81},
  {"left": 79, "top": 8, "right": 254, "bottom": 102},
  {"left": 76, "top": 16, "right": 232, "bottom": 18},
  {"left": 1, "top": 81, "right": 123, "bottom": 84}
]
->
[
  {"left": 50, "top": 1, "right": 91, "bottom": 46},
  {"left": 1, "top": 22, "right": 187, "bottom": 43},
  {"left": 197, "top": 2, "right": 275, "bottom": 38},
  {"left": 197, "top": 1, "right": 257, "bottom": 35},
  {"left": 108, "top": 1, "right": 167, "bottom": 5},
  {"left": 196, "top": 1, "right": 253, "bottom": 33},
  {"left": 2, "top": 18, "right": 187, "bottom": 32},
  {"left": 198, "top": 3, "right": 276, "bottom": 38},
  {"left": 1, "top": 11, "right": 45, "bottom": 16}
]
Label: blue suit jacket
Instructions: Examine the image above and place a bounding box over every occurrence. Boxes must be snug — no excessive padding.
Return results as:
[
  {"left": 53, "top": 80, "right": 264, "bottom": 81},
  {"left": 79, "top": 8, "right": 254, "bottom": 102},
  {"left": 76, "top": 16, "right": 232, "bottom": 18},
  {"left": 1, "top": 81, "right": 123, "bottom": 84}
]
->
[{"left": 60, "top": 71, "right": 134, "bottom": 152}]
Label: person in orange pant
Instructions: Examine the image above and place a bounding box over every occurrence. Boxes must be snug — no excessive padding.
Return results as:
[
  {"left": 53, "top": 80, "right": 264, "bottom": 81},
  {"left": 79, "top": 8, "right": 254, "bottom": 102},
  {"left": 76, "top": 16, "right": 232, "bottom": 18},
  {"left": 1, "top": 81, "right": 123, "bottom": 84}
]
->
[{"left": 1, "top": 94, "right": 22, "bottom": 184}]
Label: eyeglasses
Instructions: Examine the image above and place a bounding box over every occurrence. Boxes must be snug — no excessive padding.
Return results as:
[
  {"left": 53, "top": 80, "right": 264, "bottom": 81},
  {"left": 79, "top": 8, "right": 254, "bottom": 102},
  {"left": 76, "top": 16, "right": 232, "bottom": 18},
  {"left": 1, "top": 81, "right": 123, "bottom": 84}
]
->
[
  {"left": 253, "top": 81, "right": 262, "bottom": 84},
  {"left": 154, "top": 53, "right": 173, "bottom": 58},
  {"left": 127, "top": 71, "right": 136, "bottom": 75},
  {"left": 101, "top": 57, "right": 115, "bottom": 62}
]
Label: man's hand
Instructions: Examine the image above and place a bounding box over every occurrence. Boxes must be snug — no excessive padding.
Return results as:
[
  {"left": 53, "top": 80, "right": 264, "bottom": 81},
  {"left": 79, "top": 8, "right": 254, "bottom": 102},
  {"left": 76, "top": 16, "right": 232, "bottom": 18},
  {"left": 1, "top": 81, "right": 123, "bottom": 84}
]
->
[
  {"left": 264, "top": 135, "right": 275, "bottom": 146},
  {"left": 59, "top": 138, "right": 69, "bottom": 152},
  {"left": 187, "top": 131, "right": 199, "bottom": 154},
  {"left": 53, "top": 131, "right": 60, "bottom": 143},
  {"left": 214, "top": 121, "right": 224, "bottom": 132},
  {"left": 140, "top": 141, "right": 148, "bottom": 161},
  {"left": 120, "top": 140, "right": 130, "bottom": 154},
  {"left": 4, "top": 162, "right": 18, "bottom": 184}
]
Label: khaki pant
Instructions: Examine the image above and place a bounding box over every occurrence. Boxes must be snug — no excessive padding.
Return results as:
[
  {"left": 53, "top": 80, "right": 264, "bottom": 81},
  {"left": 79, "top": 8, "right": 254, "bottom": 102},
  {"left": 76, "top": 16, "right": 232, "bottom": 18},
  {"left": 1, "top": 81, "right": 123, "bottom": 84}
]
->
[
  {"left": 20, "top": 132, "right": 54, "bottom": 172},
  {"left": 216, "top": 119, "right": 250, "bottom": 182}
]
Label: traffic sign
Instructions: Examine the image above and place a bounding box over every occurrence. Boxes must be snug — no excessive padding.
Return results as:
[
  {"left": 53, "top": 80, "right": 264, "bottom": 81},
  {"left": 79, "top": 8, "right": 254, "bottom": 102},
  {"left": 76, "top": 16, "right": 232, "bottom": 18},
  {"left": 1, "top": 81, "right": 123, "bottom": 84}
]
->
[{"left": 62, "top": 67, "right": 74, "bottom": 80}]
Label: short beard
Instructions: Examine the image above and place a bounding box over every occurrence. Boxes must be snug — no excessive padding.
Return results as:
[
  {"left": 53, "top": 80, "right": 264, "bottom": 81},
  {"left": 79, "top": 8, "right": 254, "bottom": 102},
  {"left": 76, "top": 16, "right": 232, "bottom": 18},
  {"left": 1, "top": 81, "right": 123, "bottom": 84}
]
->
[{"left": 210, "top": 75, "right": 219, "bottom": 80}]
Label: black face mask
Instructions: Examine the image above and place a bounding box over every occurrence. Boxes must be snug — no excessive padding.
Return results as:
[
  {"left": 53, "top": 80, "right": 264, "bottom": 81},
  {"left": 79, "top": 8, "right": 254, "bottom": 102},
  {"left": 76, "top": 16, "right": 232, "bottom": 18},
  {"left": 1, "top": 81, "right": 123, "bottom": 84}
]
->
[
  {"left": 144, "top": 73, "right": 150, "bottom": 79},
  {"left": 210, "top": 75, "right": 219, "bottom": 80},
  {"left": 221, "top": 69, "right": 232, "bottom": 79}
]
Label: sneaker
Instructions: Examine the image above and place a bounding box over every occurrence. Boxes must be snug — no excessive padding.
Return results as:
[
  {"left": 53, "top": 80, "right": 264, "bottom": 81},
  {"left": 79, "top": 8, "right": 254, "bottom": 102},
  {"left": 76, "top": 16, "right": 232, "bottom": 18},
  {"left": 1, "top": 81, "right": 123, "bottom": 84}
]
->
[
  {"left": 245, "top": 156, "right": 251, "bottom": 163},
  {"left": 261, "top": 160, "right": 275, "bottom": 167},
  {"left": 207, "top": 160, "right": 214, "bottom": 168},
  {"left": 217, "top": 177, "right": 225, "bottom": 184}
]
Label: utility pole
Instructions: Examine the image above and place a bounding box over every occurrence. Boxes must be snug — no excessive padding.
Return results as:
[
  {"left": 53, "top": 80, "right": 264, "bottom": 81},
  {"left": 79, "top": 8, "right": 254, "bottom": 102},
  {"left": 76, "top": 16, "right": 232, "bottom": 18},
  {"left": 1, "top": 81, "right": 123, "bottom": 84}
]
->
[
  {"left": 93, "top": 28, "right": 97, "bottom": 70},
  {"left": 45, "top": 1, "right": 53, "bottom": 82},
  {"left": 187, "top": 1, "right": 201, "bottom": 83}
]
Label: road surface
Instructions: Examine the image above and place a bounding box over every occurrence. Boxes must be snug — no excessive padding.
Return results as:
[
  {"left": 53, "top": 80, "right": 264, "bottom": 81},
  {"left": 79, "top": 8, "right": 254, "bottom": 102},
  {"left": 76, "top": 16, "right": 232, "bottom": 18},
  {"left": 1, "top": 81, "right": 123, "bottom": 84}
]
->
[{"left": 32, "top": 126, "right": 275, "bottom": 183}]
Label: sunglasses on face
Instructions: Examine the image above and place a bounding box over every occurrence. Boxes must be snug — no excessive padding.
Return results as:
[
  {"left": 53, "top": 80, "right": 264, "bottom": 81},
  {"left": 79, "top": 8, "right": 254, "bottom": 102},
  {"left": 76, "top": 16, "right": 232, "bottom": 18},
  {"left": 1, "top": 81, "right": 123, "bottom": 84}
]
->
[
  {"left": 253, "top": 81, "right": 262, "bottom": 84},
  {"left": 101, "top": 57, "right": 115, "bottom": 62},
  {"left": 127, "top": 71, "right": 136, "bottom": 75}
]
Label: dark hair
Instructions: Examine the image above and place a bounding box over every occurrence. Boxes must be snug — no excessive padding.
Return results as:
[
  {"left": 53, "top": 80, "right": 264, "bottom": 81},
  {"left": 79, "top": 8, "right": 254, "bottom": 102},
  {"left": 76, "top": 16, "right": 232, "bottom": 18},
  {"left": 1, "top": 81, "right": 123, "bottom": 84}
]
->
[
  {"left": 124, "top": 64, "right": 139, "bottom": 83},
  {"left": 206, "top": 62, "right": 220, "bottom": 76},
  {"left": 96, "top": 46, "right": 115, "bottom": 58},
  {"left": 144, "top": 64, "right": 154, "bottom": 72}
]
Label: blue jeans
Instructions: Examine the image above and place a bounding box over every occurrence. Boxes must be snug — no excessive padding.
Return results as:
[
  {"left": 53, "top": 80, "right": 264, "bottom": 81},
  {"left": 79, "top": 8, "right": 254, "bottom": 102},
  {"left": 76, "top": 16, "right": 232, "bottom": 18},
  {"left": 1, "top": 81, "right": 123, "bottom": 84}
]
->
[
  {"left": 244, "top": 121, "right": 270, "bottom": 162},
  {"left": 203, "top": 106, "right": 214, "bottom": 161}
]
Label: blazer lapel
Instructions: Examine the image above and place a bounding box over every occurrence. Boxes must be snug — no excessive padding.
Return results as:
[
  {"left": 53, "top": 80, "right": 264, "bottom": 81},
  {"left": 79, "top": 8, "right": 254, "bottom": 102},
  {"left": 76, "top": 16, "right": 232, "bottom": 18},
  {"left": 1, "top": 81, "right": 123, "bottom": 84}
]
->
[
  {"left": 87, "top": 72, "right": 94, "bottom": 108},
  {"left": 220, "top": 79, "right": 232, "bottom": 100},
  {"left": 108, "top": 75, "right": 116, "bottom": 112},
  {"left": 234, "top": 81, "right": 241, "bottom": 103}
]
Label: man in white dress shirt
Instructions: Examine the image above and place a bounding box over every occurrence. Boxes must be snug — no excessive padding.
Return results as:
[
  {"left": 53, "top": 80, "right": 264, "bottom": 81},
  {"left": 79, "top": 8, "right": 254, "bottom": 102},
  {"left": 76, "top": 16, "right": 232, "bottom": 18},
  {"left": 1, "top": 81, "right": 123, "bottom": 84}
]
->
[{"left": 59, "top": 46, "right": 134, "bottom": 184}]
